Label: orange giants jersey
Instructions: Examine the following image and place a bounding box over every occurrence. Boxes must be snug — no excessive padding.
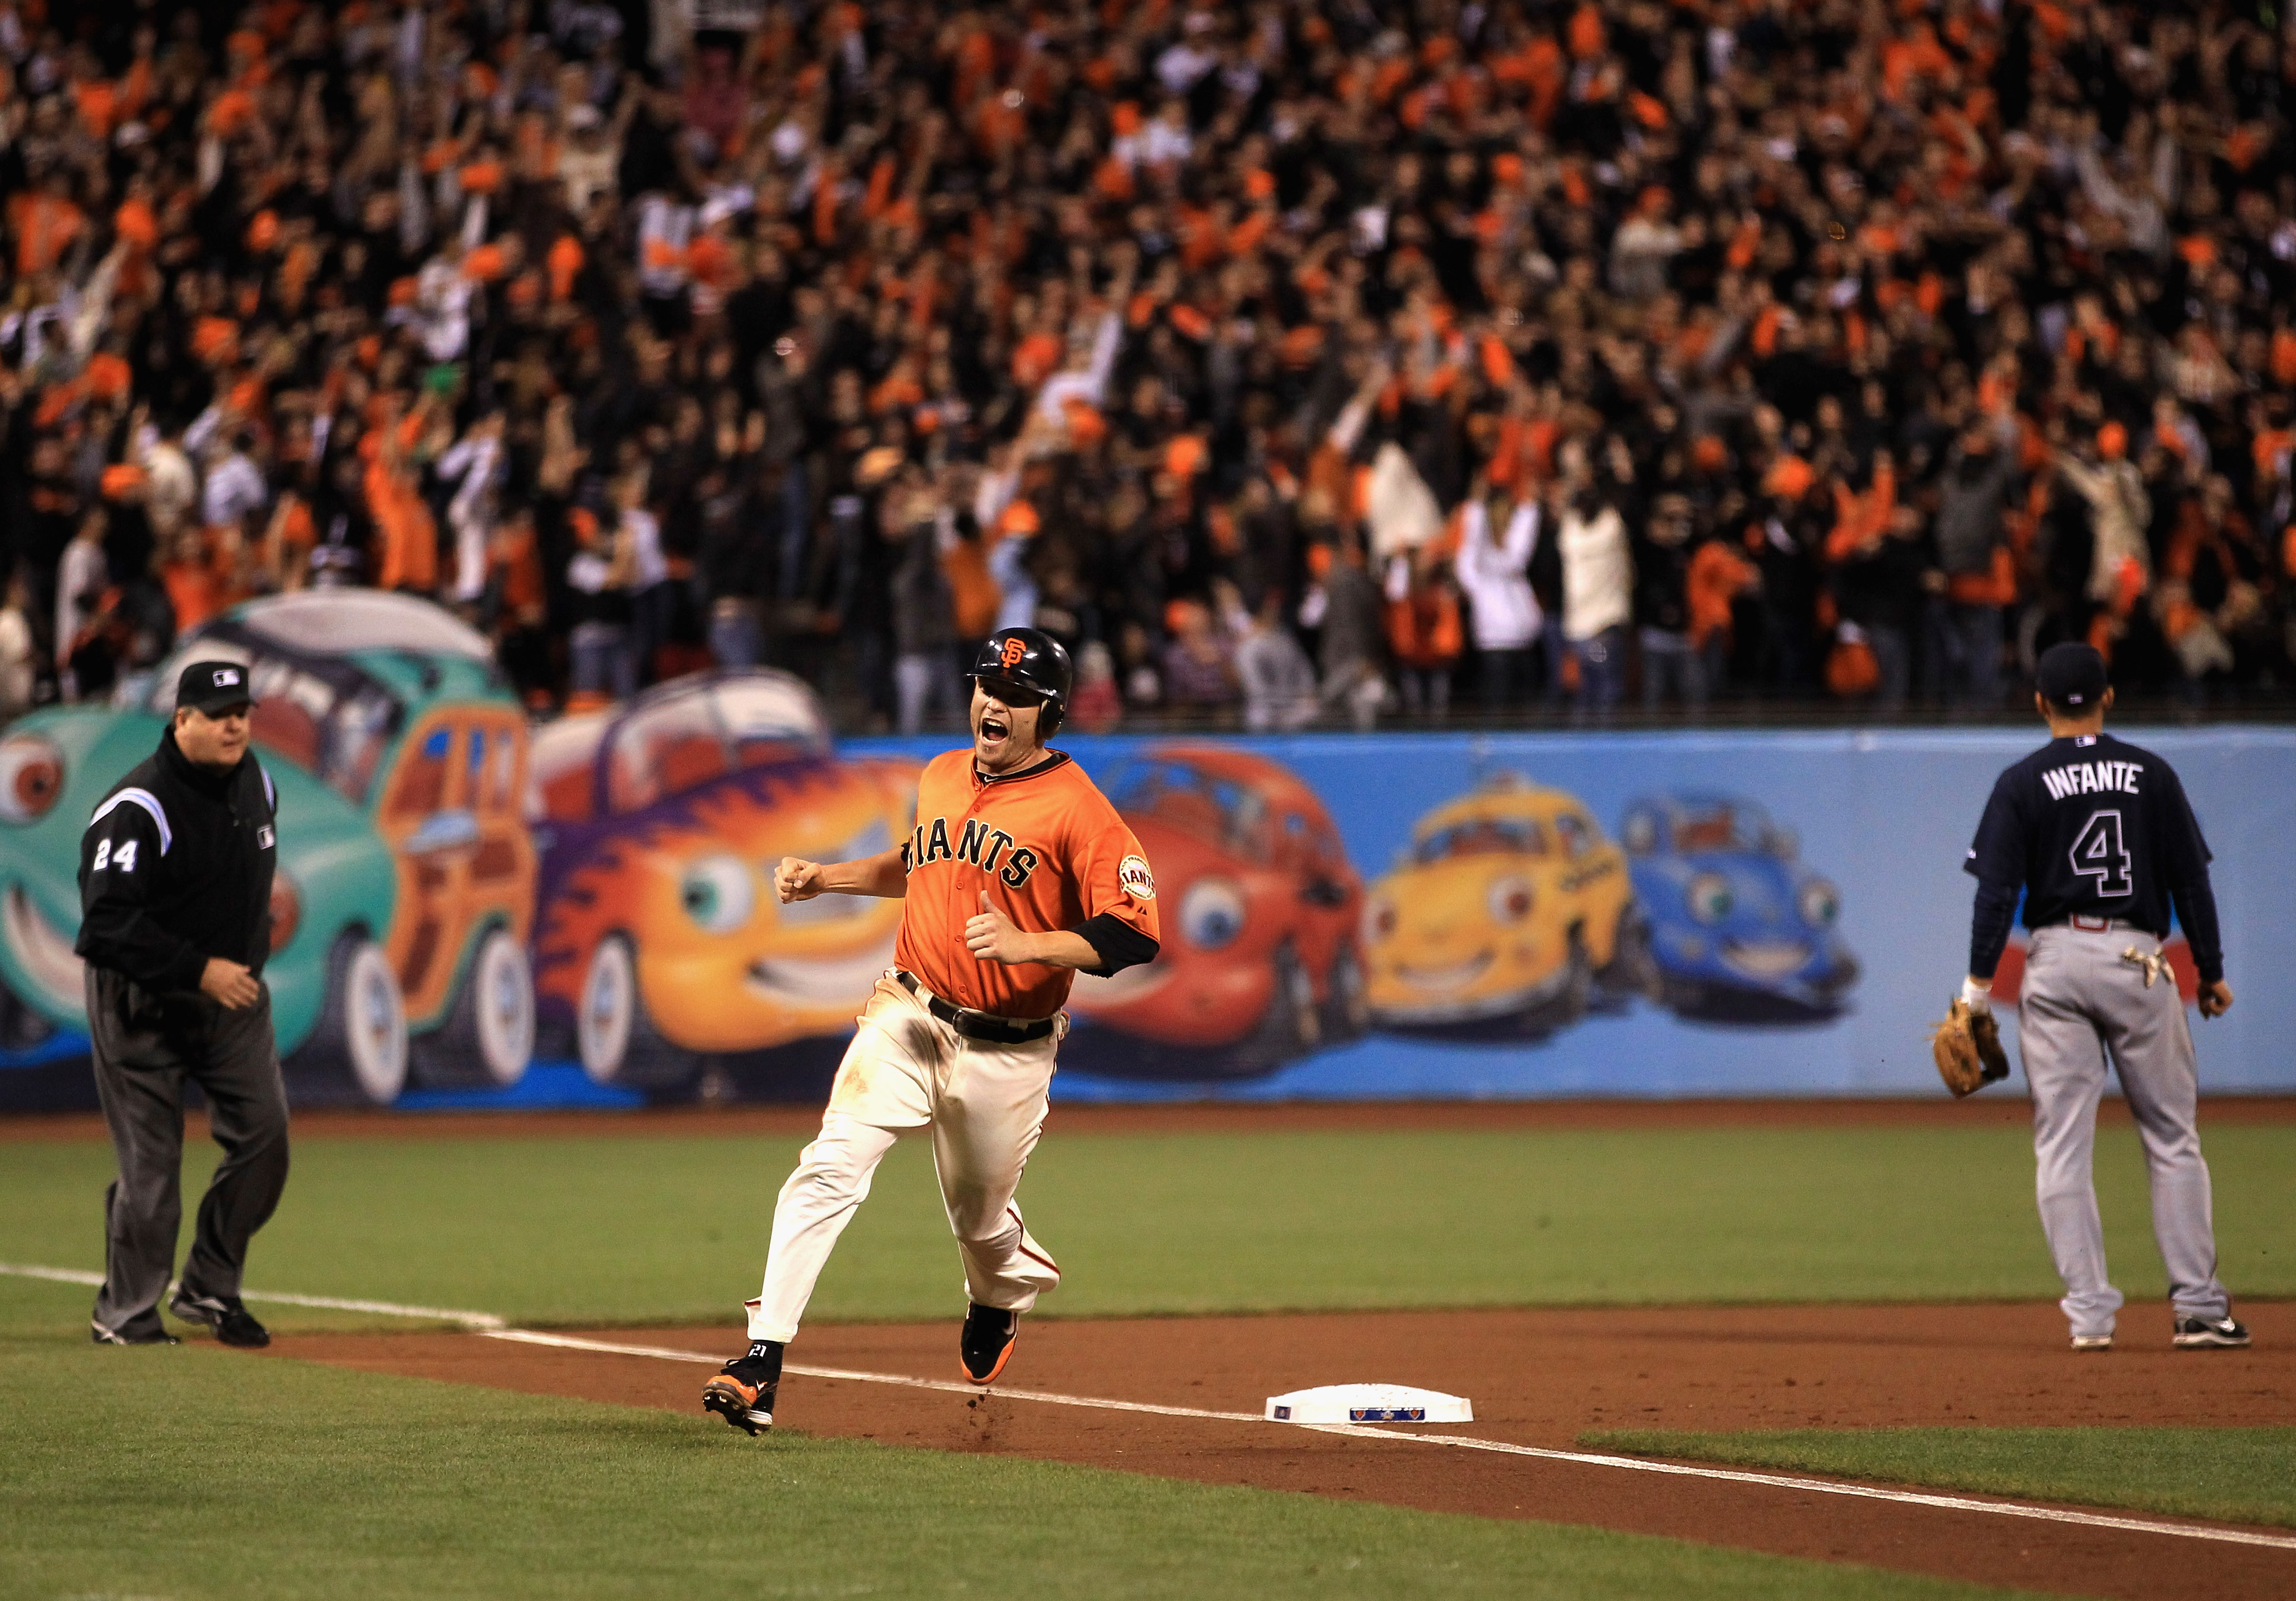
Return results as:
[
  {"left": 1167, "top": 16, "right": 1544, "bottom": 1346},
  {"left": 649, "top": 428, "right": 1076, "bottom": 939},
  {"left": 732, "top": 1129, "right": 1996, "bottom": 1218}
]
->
[{"left": 895, "top": 749, "right": 1159, "bottom": 1020}]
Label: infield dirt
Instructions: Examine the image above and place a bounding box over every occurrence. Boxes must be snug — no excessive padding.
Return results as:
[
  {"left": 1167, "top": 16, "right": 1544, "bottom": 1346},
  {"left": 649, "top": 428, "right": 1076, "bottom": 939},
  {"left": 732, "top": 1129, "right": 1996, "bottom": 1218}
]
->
[{"left": 274, "top": 1299, "right": 2295, "bottom": 1600}]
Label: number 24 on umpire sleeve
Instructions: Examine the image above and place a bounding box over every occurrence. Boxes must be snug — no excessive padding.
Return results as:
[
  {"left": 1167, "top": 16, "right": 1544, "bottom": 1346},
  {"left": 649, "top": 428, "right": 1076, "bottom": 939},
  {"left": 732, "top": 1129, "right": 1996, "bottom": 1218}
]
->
[{"left": 92, "top": 838, "right": 138, "bottom": 873}]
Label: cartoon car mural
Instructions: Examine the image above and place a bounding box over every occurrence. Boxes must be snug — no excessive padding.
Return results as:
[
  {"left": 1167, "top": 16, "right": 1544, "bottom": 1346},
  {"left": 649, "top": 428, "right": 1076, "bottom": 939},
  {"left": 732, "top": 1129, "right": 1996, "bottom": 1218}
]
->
[
  {"left": 0, "top": 592, "right": 538, "bottom": 1105},
  {"left": 1361, "top": 775, "right": 1645, "bottom": 1037},
  {"left": 527, "top": 671, "right": 918, "bottom": 1092},
  {"left": 1618, "top": 793, "right": 1858, "bottom": 1022},
  {"left": 1064, "top": 746, "right": 1365, "bottom": 1078}
]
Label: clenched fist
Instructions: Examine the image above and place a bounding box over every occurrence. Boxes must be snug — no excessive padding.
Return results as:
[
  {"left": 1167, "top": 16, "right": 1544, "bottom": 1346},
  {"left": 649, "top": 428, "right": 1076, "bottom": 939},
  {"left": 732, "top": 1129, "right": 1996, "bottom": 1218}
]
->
[{"left": 775, "top": 857, "right": 827, "bottom": 903}]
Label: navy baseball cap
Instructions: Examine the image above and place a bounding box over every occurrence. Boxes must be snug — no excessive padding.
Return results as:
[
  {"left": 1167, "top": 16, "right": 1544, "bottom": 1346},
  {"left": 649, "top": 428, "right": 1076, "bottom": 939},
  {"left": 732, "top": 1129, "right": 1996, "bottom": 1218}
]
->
[
  {"left": 2036, "top": 642, "right": 2108, "bottom": 707},
  {"left": 175, "top": 660, "right": 256, "bottom": 715}
]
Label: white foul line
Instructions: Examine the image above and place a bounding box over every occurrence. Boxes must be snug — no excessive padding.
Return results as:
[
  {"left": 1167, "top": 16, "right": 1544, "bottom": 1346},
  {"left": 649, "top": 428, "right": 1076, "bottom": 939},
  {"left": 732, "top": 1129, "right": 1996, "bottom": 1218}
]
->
[
  {"left": 0, "top": 1261, "right": 507, "bottom": 1330},
  {"left": 11, "top": 1264, "right": 2294, "bottom": 1555},
  {"left": 482, "top": 1327, "right": 1267, "bottom": 1421},
  {"left": 486, "top": 1327, "right": 2296, "bottom": 1555}
]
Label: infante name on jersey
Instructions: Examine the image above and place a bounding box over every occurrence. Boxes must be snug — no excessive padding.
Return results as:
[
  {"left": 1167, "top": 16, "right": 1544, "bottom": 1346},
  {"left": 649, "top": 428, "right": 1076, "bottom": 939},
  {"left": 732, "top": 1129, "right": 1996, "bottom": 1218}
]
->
[
  {"left": 902, "top": 816, "right": 1043, "bottom": 889},
  {"left": 2039, "top": 759, "right": 2143, "bottom": 801}
]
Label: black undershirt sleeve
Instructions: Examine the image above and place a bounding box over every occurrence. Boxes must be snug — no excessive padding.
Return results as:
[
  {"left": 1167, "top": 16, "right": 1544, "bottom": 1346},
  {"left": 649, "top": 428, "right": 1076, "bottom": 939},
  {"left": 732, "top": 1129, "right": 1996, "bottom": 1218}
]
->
[
  {"left": 2170, "top": 880, "right": 2225, "bottom": 985},
  {"left": 2159, "top": 767, "right": 2225, "bottom": 985},
  {"left": 1968, "top": 880, "right": 2020, "bottom": 982},
  {"left": 1074, "top": 912, "right": 1159, "bottom": 978}
]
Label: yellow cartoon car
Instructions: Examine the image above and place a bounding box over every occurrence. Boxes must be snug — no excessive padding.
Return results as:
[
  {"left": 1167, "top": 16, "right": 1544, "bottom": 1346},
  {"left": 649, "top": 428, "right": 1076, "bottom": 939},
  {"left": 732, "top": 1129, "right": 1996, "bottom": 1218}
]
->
[
  {"left": 527, "top": 671, "right": 916, "bottom": 1091},
  {"left": 1362, "top": 775, "right": 1648, "bottom": 1036}
]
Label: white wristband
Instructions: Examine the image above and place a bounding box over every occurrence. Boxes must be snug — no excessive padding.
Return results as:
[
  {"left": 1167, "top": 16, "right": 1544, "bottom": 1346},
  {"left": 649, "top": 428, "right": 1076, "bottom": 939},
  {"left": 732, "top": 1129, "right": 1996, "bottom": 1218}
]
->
[{"left": 1961, "top": 978, "right": 1993, "bottom": 1015}]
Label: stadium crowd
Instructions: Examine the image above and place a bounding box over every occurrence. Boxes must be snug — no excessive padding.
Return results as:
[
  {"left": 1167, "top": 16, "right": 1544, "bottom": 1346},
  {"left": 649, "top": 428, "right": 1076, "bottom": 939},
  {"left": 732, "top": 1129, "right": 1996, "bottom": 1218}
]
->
[{"left": 3, "top": 0, "right": 2295, "bottom": 731}]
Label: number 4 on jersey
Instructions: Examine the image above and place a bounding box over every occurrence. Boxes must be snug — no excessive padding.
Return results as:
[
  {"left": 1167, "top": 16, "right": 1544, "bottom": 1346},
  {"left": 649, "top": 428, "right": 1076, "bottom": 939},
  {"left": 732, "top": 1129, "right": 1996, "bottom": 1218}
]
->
[
  {"left": 93, "top": 837, "right": 138, "bottom": 873},
  {"left": 2070, "top": 809, "right": 2132, "bottom": 897}
]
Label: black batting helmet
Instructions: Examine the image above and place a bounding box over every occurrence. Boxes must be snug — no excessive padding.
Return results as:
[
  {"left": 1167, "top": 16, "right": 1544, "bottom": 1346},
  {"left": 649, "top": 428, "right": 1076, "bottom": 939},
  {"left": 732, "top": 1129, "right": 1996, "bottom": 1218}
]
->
[{"left": 969, "top": 627, "right": 1073, "bottom": 736}]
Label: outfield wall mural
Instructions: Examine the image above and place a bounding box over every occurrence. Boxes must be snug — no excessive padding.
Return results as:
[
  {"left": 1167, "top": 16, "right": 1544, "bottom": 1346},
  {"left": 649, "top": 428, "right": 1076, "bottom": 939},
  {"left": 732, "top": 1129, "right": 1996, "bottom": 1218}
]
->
[{"left": 0, "top": 598, "right": 2287, "bottom": 1108}]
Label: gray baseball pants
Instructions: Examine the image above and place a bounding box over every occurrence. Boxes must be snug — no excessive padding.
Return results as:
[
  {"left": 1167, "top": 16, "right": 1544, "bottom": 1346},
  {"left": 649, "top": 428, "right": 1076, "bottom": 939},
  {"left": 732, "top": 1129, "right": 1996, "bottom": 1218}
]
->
[
  {"left": 2018, "top": 923, "right": 2229, "bottom": 1339},
  {"left": 86, "top": 967, "right": 290, "bottom": 1341}
]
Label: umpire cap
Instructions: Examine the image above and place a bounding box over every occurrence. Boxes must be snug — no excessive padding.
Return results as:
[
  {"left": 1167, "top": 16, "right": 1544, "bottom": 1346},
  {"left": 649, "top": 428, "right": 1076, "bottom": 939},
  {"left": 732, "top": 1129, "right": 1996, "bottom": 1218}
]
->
[
  {"left": 175, "top": 660, "right": 257, "bottom": 715},
  {"left": 969, "top": 627, "right": 1073, "bottom": 735}
]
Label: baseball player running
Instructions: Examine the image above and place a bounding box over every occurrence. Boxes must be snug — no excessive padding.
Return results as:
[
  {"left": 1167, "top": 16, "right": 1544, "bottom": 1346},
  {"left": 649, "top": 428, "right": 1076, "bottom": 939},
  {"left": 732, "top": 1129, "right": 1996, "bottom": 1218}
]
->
[
  {"left": 1953, "top": 642, "right": 2245, "bottom": 1353},
  {"left": 704, "top": 627, "right": 1161, "bottom": 1434}
]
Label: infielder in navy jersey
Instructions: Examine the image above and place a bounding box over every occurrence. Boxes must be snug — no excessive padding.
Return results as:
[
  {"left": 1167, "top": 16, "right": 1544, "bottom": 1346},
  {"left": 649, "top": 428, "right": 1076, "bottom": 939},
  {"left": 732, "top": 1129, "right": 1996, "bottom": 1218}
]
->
[{"left": 1961, "top": 642, "right": 2246, "bottom": 1353}]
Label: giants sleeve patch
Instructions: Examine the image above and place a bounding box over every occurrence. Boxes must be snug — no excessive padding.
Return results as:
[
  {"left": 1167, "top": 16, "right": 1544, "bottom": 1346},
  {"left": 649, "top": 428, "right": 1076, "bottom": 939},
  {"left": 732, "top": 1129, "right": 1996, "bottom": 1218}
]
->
[{"left": 1118, "top": 855, "right": 1156, "bottom": 900}]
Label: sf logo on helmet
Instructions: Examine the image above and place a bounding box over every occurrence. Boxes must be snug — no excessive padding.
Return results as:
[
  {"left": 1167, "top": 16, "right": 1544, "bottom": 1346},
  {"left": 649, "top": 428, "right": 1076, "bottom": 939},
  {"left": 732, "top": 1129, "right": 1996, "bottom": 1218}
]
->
[{"left": 1001, "top": 637, "right": 1028, "bottom": 671}]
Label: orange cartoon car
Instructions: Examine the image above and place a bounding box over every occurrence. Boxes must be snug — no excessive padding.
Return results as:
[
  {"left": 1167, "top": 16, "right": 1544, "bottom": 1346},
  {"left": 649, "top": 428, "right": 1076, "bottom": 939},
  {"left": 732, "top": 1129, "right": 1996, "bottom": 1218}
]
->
[
  {"left": 528, "top": 672, "right": 916, "bottom": 1091},
  {"left": 1064, "top": 746, "right": 1365, "bottom": 1078}
]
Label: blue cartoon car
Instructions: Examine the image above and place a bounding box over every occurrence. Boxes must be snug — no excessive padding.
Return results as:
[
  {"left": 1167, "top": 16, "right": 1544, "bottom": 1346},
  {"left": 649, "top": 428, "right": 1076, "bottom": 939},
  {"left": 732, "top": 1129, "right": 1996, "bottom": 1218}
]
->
[{"left": 1617, "top": 794, "right": 1858, "bottom": 1022}]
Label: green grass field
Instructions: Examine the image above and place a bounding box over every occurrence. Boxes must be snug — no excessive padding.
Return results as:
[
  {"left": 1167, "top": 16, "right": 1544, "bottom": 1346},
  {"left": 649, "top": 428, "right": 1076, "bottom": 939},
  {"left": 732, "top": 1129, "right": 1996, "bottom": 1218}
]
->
[
  {"left": 5, "top": 1115, "right": 2292, "bottom": 1598},
  {"left": 0, "top": 1333, "right": 2039, "bottom": 1601},
  {"left": 1580, "top": 1428, "right": 2296, "bottom": 1530},
  {"left": 4, "top": 1122, "right": 2292, "bottom": 1331}
]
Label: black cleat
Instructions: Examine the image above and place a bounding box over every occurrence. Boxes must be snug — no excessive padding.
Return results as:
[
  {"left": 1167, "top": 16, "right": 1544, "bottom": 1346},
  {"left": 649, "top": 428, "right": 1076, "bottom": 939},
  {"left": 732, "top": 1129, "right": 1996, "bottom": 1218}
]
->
[
  {"left": 170, "top": 1291, "right": 271, "bottom": 1348},
  {"left": 2172, "top": 1316, "right": 2251, "bottom": 1349},
  {"left": 703, "top": 1343, "right": 781, "bottom": 1435},
  {"left": 960, "top": 1303, "right": 1018, "bottom": 1385},
  {"left": 91, "top": 1320, "right": 178, "bottom": 1346}
]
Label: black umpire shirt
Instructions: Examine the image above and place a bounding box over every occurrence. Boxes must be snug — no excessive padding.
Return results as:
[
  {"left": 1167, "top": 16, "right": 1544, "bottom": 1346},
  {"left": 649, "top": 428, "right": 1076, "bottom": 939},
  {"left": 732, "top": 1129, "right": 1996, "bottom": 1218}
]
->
[
  {"left": 1963, "top": 731, "right": 2223, "bottom": 984},
  {"left": 76, "top": 730, "right": 279, "bottom": 994}
]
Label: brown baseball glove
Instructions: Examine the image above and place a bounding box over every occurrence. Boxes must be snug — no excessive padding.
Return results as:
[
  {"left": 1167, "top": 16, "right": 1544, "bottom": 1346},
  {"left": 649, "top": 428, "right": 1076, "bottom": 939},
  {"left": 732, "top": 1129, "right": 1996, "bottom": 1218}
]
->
[{"left": 1930, "top": 998, "right": 2010, "bottom": 1097}]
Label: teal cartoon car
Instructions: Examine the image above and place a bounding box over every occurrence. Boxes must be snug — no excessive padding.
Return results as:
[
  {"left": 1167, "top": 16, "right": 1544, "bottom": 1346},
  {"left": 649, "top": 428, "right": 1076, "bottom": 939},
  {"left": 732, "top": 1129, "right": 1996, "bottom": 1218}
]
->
[{"left": 0, "top": 592, "right": 537, "bottom": 1104}]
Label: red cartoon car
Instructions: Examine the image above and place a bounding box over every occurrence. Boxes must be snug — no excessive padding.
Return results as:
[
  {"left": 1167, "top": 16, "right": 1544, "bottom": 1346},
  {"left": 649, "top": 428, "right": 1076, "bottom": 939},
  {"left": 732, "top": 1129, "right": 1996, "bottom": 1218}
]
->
[{"left": 1064, "top": 746, "right": 1365, "bottom": 1078}]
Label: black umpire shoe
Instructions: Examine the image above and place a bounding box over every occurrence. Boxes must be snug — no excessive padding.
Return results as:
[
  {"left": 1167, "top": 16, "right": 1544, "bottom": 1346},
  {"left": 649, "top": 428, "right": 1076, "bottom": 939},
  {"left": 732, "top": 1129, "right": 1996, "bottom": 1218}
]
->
[
  {"left": 169, "top": 1291, "right": 271, "bottom": 1348},
  {"left": 702, "top": 1342, "right": 781, "bottom": 1436},
  {"left": 90, "top": 1320, "right": 178, "bottom": 1346},
  {"left": 960, "top": 1304, "right": 1018, "bottom": 1385},
  {"left": 2172, "top": 1315, "right": 2251, "bottom": 1349}
]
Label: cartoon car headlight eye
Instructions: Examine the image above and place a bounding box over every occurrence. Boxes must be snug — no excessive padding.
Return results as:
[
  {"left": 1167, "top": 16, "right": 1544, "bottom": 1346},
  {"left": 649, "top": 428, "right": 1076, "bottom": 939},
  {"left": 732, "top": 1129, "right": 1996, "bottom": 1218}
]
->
[
  {"left": 1797, "top": 878, "right": 1841, "bottom": 927},
  {"left": 681, "top": 854, "right": 757, "bottom": 934},
  {"left": 268, "top": 876, "right": 301, "bottom": 954},
  {"left": 1486, "top": 874, "right": 1534, "bottom": 924},
  {"left": 0, "top": 734, "right": 63, "bottom": 824},
  {"left": 1364, "top": 897, "right": 1398, "bottom": 944},
  {"left": 1686, "top": 872, "right": 1733, "bottom": 924},
  {"left": 1179, "top": 878, "right": 1247, "bottom": 949}
]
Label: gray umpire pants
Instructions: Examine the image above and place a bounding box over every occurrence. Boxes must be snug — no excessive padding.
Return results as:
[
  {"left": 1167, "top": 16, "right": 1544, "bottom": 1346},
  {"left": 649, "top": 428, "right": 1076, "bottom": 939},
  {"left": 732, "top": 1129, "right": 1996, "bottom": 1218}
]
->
[
  {"left": 2019, "top": 924, "right": 2229, "bottom": 1338},
  {"left": 86, "top": 967, "right": 290, "bottom": 1340}
]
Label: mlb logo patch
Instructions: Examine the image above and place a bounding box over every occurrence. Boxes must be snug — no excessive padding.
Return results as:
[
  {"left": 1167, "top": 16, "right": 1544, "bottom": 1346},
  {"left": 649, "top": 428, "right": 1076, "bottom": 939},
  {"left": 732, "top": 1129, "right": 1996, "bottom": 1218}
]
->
[
  {"left": 257, "top": 825, "right": 275, "bottom": 848},
  {"left": 1118, "top": 855, "right": 1155, "bottom": 900},
  {"left": 214, "top": 667, "right": 241, "bottom": 687}
]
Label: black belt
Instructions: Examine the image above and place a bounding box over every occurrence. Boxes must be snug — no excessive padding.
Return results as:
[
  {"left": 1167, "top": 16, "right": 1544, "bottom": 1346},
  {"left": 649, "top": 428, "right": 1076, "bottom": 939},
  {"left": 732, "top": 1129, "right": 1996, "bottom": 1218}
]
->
[{"left": 896, "top": 971, "right": 1056, "bottom": 1044}]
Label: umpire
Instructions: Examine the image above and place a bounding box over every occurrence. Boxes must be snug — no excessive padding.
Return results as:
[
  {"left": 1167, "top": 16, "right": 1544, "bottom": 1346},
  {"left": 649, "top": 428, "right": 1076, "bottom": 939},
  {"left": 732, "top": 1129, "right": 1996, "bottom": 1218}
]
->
[
  {"left": 78, "top": 660, "right": 286, "bottom": 1348},
  {"left": 1962, "top": 642, "right": 2245, "bottom": 1354}
]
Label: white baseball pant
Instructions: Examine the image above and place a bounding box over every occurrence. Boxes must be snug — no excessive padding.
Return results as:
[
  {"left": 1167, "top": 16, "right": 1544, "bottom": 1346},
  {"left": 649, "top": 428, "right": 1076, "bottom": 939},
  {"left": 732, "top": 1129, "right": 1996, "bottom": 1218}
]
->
[
  {"left": 745, "top": 974, "right": 1064, "bottom": 1344},
  {"left": 2020, "top": 923, "right": 2230, "bottom": 1339}
]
